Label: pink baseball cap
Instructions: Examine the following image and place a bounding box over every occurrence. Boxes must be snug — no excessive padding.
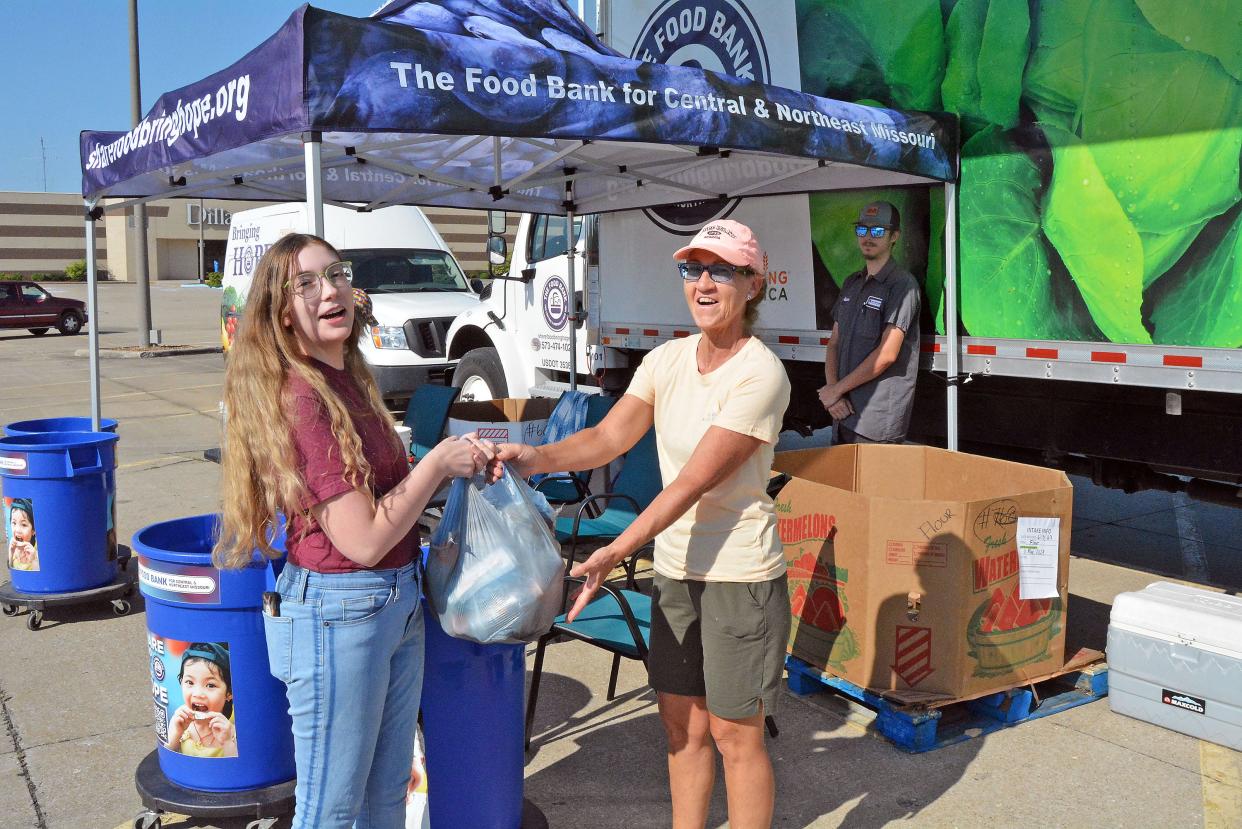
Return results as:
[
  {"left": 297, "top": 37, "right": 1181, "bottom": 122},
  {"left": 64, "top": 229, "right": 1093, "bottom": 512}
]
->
[{"left": 673, "top": 219, "right": 766, "bottom": 274}]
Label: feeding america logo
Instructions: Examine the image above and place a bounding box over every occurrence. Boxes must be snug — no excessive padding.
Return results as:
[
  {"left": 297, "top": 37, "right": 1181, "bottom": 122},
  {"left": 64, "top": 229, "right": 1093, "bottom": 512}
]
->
[{"left": 630, "top": 0, "right": 770, "bottom": 234}]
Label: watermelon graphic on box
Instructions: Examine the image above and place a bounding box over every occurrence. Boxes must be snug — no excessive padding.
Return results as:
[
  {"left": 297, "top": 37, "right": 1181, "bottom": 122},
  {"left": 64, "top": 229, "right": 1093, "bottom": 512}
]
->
[
  {"left": 966, "top": 582, "right": 1062, "bottom": 677},
  {"left": 787, "top": 551, "right": 860, "bottom": 670}
]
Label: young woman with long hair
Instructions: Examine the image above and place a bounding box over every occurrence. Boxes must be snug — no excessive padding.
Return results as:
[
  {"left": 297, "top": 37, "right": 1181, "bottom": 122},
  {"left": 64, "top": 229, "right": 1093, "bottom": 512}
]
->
[{"left": 214, "top": 233, "right": 493, "bottom": 828}]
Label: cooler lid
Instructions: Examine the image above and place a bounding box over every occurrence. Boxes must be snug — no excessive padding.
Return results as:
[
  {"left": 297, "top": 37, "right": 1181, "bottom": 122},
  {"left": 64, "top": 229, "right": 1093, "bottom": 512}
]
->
[{"left": 1110, "top": 581, "right": 1242, "bottom": 657}]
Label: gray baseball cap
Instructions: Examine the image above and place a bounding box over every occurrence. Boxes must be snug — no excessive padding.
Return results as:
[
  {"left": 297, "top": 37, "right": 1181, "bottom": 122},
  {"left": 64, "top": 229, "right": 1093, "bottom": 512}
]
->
[{"left": 857, "top": 201, "right": 900, "bottom": 229}]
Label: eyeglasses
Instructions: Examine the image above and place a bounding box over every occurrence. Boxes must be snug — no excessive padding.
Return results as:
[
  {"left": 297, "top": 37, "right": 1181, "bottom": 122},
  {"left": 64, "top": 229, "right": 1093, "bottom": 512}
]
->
[
  {"left": 676, "top": 261, "right": 754, "bottom": 284},
  {"left": 855, "top": 225, "right": 891, "bottom": 238},
  {"left": 287, "top": 261, "right": 353, "bottom": 300}
]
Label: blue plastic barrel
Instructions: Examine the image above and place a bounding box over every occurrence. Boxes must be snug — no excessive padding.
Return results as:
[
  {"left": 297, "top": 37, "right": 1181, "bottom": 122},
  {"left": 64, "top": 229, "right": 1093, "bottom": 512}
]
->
[
  {"left": 1, "top": 432, "right": 118, "bottom": 594},
  {"left": 5, "top": 418, "right": 121, "bottom": 568},
  {"left": 421, "top": 599, "right": 525, "bottom": 828},
  {"left": 133, "top": 514, "right": 294, "bottom": 793}
]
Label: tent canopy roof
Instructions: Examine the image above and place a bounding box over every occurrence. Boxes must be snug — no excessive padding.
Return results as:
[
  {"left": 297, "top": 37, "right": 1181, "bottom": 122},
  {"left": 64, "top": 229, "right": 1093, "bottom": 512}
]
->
[{"left": 81, "top": 3, "right": 957, "bottom": 216}]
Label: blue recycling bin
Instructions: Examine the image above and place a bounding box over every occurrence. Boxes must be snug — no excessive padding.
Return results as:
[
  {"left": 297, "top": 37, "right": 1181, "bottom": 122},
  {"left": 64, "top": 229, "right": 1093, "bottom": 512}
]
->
[
  {"left": 421, "top": 598, "right": 526, "bottom": 829},
  {"left": 0, "top": 431, "right": 118, "bottom": 594},
  {"left": 6, "top": 418, "right": 122, "bottom": 569},
  {"left": 133, "top": 514, "right": 294, "bottom": 793}
]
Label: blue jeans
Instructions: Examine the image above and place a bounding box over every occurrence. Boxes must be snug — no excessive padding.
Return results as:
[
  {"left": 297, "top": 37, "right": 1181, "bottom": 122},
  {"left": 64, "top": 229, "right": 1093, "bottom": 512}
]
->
[{"left": 264, "top": 561, "right": 424, "bottom": 829}]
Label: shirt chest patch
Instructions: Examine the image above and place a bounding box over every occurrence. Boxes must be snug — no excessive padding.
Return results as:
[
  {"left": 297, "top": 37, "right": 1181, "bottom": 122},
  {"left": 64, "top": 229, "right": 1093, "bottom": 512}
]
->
[{"left": 863, "top": 294, "right": 884, "bottom": 311}]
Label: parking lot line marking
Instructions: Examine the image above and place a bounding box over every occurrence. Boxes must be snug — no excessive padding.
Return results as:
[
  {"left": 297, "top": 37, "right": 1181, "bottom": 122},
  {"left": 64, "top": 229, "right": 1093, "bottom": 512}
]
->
[
  {"left": 1173, "top": 492, "right": 1211, "bottom": 583},
  {"left": 1202, "top": 740, "right": 1242, "bottom": 828}
]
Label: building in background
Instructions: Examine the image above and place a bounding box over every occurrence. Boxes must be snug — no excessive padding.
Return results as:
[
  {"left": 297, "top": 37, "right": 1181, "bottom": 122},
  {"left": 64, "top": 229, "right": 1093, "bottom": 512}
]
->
[{"left": 0, "top": 191, "right": 511, "bottom": 280}]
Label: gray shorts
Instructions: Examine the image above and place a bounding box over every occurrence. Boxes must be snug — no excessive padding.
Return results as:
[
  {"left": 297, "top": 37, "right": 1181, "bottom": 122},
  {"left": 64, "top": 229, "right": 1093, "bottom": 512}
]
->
[{"left": 648, "top": 572, "right": 791, "bottom": 720}]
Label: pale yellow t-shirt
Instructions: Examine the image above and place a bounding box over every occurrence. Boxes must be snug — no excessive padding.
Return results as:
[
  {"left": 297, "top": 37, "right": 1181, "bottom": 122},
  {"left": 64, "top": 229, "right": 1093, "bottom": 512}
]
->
[{"left": 626, "top": 334, "right": 790, "bottom": 582}]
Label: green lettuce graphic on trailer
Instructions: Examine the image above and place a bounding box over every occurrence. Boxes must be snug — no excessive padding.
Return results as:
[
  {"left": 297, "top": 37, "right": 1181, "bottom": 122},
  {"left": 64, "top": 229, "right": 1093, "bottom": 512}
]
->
[{"left": 797, "top": 0, "right": 1242, "bottom": 346}]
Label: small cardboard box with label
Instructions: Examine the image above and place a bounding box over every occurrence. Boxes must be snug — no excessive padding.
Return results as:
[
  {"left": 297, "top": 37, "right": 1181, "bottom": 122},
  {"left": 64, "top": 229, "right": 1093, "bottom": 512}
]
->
[
  {"left": 445, "top": 398, "right": 556, "bottom": 445},
  {"left": 773, "top": 444, "right": 1074, "bottom": 702},
  {"left": 1108, "top": 582, "right": 1242, "bottom": 750}
]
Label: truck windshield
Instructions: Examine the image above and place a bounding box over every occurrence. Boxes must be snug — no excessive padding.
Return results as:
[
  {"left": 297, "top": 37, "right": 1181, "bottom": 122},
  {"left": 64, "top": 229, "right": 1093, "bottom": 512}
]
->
[{"left": 345, "top": 248, "right": 469, "bottom": 294}]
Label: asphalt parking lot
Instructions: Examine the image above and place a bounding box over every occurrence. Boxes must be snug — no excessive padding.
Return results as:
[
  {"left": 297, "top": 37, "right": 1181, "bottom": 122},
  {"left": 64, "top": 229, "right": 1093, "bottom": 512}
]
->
[{"left": 1, "top": 281, "right": 1239, "bottom": 828}]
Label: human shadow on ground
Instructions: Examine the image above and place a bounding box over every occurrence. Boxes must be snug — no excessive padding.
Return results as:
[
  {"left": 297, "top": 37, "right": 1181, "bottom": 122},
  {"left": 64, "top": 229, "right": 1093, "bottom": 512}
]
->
[{"left": 523, "top": 640, "right": 983, "bottom": 828}]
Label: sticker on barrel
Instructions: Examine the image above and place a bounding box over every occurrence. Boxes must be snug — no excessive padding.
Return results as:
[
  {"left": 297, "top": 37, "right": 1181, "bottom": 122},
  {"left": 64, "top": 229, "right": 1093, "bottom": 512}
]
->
[
  {"left": 4, "top": 496, "right": 39, "bottom": 572},
  {"left": 138, "top": 556, "right": 221, "bottom": 604},
  {"left": 0, "top": 451, "right": 29, "bottom": 476},
  {"left": 150, "top": 636, "right": 239, "bottom": 758}
]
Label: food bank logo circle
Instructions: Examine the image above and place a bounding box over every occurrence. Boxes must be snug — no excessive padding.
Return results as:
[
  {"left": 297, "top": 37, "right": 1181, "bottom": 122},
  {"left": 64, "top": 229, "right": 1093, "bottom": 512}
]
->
[
  {"left": 542, "top": 276, "right": 569, "bottom": 331},
  {"left": 631, "top": 0, "right": 770, "bottom": 234}
]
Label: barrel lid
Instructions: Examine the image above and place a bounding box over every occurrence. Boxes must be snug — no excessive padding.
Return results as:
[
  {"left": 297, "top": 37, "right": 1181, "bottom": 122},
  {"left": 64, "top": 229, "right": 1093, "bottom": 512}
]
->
[
  {"left": 0, "top": 431, "right": 118, "bottom": 451},
  {"left": 133, "top": 513, "right": 284, "bottom": 567},
  {"left": 5, "top": 417, "right": 119, "bottom": 435}
]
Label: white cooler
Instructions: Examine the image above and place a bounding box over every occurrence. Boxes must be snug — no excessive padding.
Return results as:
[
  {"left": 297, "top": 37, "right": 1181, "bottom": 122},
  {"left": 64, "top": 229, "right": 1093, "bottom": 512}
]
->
[{"left": 1108, "top": 581, "right": 1242, "bottom": 750}]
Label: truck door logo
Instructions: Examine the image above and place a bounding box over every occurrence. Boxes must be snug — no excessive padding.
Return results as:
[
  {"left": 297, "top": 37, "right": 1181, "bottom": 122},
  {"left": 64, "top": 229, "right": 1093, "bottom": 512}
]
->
[
  {"left": 542, "top": 276, "right": 569, "bottom": 331},
  {"left": 630, "top": 0, "right": 770, "bottom": 234}
]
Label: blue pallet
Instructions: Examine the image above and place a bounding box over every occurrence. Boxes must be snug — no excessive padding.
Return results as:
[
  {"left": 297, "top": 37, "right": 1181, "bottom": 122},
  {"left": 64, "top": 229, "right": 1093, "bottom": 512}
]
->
[{"left": 785, "top": 655, "right": 1109, "bottom": 753}]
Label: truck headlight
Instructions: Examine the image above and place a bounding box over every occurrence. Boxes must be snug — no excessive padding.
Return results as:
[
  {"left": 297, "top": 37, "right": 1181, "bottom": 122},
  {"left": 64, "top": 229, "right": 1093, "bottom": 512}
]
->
[{"left": 370, "top": 325, "right": 409, "bottom": 350}]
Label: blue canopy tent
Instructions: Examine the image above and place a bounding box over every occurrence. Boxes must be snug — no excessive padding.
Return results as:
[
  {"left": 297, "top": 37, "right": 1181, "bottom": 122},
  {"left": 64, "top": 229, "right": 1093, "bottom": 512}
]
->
[{"left": 79, "top": 0, "right": 960, "bottom": 433}]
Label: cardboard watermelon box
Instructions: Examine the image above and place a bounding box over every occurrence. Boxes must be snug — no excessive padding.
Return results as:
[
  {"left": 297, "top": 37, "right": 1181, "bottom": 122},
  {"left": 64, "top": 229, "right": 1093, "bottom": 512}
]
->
[{"left": 773, "top": 444, "right": 1074, "bottom": 702}]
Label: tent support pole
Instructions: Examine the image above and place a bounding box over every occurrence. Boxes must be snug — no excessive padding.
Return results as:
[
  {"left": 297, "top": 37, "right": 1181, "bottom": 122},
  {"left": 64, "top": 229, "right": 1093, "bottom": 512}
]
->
[
  {"left": 303, "top": 131, "right": 324, "bottom": 236},
  {"left": 944, "top": 181, "right": 959, "bottom": 451},
  {"left": 566, "top": 175, "right": 578, "bottom": 392},
  {"left": 84, "top": 201, "right": 102, "bottom": 431}
]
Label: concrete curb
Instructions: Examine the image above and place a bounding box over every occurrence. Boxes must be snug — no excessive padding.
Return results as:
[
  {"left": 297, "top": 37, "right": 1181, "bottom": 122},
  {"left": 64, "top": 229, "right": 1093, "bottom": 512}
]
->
[{"left": 73, "top": 345, "right": 223, "bottom": 359}]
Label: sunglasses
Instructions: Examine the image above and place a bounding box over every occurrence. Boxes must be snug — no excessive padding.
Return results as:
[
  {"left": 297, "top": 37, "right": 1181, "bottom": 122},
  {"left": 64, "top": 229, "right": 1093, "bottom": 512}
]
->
[
  {"left": 676, "top": 260, "right": 755, "bottom": 284},
  {"left": 287, "top": 261, "right": 354, "bottom": 300},
  {"left": 855, "top": 224, "right": 892, "bottom": 238}
]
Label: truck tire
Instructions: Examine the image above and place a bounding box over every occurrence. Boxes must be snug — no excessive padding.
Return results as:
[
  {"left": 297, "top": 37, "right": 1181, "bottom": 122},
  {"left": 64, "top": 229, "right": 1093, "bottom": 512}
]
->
[
  {"left": 28, "top": 328, "right": 49, "bottom": 336},
  {"left": 453, "top": 347, "right": 507, "bottom": 402},
  {"left": 57, "top": 310, "right": 84, "bottom": 335}
]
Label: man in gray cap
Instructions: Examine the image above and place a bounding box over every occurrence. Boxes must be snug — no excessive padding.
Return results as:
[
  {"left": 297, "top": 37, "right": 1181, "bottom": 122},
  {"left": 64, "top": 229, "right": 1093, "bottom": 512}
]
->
[{"left": 818, "top": 201, "right": 921, "bottom": 443}]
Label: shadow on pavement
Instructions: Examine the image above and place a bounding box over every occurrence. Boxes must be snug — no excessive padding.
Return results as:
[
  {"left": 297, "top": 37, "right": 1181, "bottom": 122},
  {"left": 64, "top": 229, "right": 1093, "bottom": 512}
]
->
[{"left": 523, "top": 643, "right": 984, "bottom": 828}]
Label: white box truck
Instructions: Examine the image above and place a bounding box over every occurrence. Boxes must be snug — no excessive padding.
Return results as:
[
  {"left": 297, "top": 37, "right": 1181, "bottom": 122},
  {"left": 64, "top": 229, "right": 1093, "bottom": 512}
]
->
[
  {"left": 221, "top": 203, "right": 482, "bottom": 402},
  {"left": 443, "top": 0, "right": 1242, "bottom": 498}
]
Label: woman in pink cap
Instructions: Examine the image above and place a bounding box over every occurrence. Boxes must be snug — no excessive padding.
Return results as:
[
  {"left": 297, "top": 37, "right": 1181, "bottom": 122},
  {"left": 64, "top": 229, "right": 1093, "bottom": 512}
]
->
[{"left": 495, "top": 219, "right": 791, "bottom": 828}]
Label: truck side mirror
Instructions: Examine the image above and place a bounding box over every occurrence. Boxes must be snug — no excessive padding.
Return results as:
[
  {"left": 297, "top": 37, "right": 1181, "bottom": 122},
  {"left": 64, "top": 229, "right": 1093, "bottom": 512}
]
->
[
  {"left": 487, "top": 210, "right": 508, "bottom": 236},
  {"left": 487, "top": 235, "right": 507, "bottom": 266},
  {"left": 469, "top": 278, "right": 485, "bottom": 294}
]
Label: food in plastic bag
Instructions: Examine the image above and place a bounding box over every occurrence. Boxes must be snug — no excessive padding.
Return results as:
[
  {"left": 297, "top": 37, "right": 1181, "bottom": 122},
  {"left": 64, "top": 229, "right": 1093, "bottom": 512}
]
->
[{"left": 426, "top": 465, "right": 565, "bottom": 644}]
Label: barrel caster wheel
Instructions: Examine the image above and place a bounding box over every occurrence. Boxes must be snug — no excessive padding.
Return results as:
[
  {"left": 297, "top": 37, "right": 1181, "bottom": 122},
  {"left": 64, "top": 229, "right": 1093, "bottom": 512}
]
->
[
  {"left": 133, "top": 811, "right": 161, "bottom": 829},
  {"left": 112, "top": 599, "right": 131, "bottom": 616},
  {"left": 26, "top": 611, "right": 42, "bottom": 631},
  {"left": 1, "top": 604, "right": 17, "bottom": 617}
]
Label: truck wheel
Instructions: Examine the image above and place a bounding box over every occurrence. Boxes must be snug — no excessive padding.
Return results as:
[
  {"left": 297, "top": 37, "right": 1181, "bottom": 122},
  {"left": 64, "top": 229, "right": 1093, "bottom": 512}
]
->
[
  {"left": 57, "top": 310, "right": 84, "bottom": 335},
  {"left": 28, "top": 328, "right": 49, "bottom": 336},
  {"left": 453, "top": 347, "right": 507, "bottom": 402}
]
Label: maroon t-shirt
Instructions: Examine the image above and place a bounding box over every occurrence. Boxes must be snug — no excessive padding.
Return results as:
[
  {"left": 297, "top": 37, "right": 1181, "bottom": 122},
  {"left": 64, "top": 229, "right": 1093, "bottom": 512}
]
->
[{"left": 285, "top": 359, "right": 417, "bottom": 572}]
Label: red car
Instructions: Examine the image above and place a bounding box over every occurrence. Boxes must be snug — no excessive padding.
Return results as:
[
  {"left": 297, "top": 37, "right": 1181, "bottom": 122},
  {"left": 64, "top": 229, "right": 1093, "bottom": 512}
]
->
[{"left": 0, "top": 281, "right": 87, "bottom": 336}]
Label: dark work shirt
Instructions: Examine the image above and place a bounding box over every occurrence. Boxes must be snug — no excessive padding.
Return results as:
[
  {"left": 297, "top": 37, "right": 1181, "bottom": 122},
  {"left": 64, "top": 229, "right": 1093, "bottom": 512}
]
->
[
  {"left": 285, "top": 359, "right": 416, "bottom": 572},
  {"left": 831, "top": 259, "right": 921, "bottom": 442}
]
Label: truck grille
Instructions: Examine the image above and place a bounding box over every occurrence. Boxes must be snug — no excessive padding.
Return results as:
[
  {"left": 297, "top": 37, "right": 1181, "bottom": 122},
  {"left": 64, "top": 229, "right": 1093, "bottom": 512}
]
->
[{"left": 403, "top": 317, "right": 454, "bottom": 358}]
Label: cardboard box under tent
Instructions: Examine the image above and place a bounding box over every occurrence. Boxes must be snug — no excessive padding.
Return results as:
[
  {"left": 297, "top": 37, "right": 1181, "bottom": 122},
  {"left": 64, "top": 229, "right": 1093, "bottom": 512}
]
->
[
  {"left": 445, "top": 398, "right": 556, "bottom": 446},
  {"left": 773, "top": 444, "right": 1077, "bottom": 703}
]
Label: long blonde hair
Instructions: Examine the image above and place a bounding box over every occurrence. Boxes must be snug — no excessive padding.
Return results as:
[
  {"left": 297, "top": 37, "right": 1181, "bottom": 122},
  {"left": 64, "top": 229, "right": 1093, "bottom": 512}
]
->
[{"left": 214, "top": 233, "right": 399, "bottom": 569}]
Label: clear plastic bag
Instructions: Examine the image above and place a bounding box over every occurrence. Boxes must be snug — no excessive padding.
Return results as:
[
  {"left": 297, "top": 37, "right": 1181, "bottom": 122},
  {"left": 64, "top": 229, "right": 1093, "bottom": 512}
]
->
[{"left": 426, "top": 465, "right": 565, "bottom": 644}]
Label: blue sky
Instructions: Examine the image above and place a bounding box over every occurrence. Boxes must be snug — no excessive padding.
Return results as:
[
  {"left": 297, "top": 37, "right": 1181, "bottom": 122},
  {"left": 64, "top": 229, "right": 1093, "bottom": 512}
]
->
[{"left": 0, "top": 1, "right": 378, "bottom": 195}]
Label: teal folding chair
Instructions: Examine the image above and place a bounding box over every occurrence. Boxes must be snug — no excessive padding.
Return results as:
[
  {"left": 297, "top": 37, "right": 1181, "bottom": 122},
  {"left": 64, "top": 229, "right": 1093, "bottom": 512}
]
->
[
  {"left": 555, "top": 425, "right": 661, "bottom": 569},
  {"left": 402, "top": 384, "right": 460, "bottom": 462},
  {"left": 533, "top": 393, "right": 618, "bottom": 507},
  {"left": 525, "top": 576, "right": 651, "bottom": 750}
]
